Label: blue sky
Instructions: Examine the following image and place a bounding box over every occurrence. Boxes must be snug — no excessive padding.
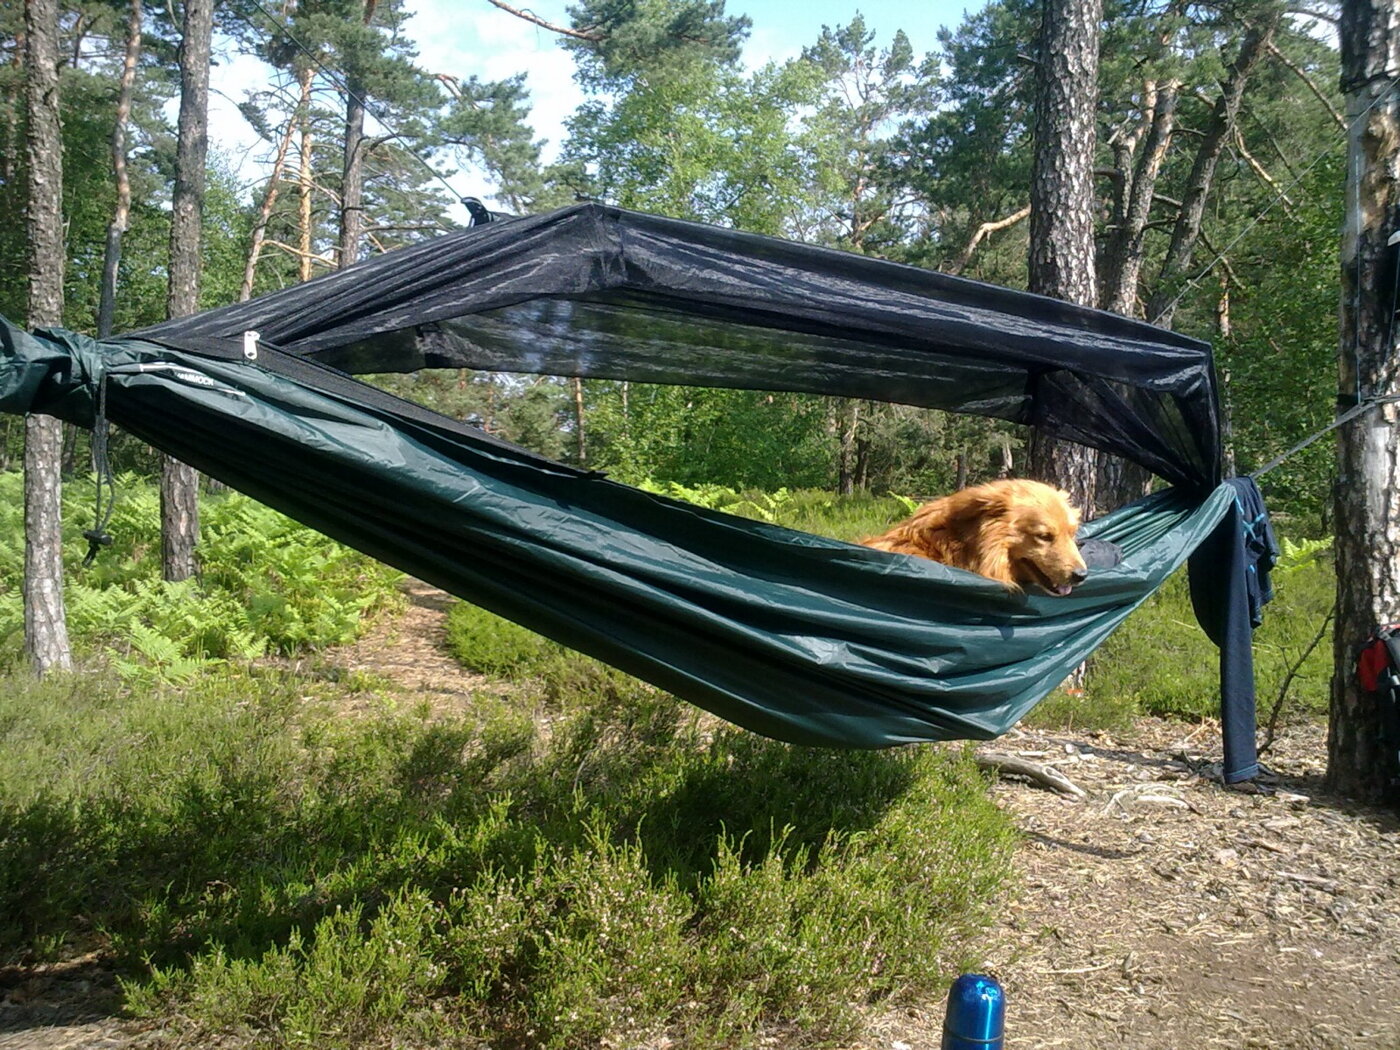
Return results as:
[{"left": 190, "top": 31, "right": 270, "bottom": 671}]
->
[{"left": 208, "top": 0, "right": 980, "bottom": 209}]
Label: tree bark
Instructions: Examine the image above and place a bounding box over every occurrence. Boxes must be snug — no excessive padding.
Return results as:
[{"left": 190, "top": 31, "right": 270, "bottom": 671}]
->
[
  {"left": 950, "top": 205, "right": 1030, "bottom": 276},
  {"left": 23, "top": 0, "right": 73, "bottom": 675},
  {"left": 572, "top": 376, "right": 587, "bottom": 464},
  {"left": 1328, "top": 0, "right": 1400, "bottom": 802},
  {"left": 337, "top": 0, "right": 378, "bottom": 270},
  {"left": 97, "top": 0, "right": 142, "bottom": 339},
  {"left": 162, "top": 0, "right": 213, "bottom": 583},
  {"left": 1101, "top": 79, "right": 1178, "bottom": 316},
  {"left": 1096, "top": 78, "right": 1180, "bottom": 511},
  {"left": 1146, "top": 18, "right": 1277, "bottom": 327},
  {"left": 837, "top": 399, "right": 862, "bottom": 495},
  {"left": 1027, "top": 0, "right": 1102, "bottom": 514}
]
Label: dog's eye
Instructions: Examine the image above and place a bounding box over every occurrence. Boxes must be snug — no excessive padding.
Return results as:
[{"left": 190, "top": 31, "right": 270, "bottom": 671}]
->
[{"left": 1036, "top": 531, "right": 1055, "bottom": 542}]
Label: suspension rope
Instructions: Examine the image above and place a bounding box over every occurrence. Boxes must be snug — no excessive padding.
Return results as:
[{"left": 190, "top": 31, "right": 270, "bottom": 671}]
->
[
  {"left": 82, "top": 372, "right": 116, "bottom": 567},
  {"left": 1250, "top": 394, "right": 1400, "bottom": 478}
]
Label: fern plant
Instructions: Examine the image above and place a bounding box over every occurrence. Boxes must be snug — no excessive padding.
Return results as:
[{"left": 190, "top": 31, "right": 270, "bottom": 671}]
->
[{"left": 0, "top": 471, "right": 402, "bottom": 678}]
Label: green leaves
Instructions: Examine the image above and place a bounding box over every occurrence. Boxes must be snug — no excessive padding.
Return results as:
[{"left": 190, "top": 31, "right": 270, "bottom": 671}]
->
[{"left": 0, "top": 471, "right": 401, "bottom": 677}]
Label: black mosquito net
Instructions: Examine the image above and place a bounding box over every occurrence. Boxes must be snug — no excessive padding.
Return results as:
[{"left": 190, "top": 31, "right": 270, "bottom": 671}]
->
[{"left": 134, "top": 203, "right": 1223, "bottom": 490}]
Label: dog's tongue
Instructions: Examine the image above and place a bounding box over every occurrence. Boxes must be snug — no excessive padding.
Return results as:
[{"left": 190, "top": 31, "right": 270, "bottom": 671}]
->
[{"left": 1052, "top": 583, "right": 1074, "bottom": 597}]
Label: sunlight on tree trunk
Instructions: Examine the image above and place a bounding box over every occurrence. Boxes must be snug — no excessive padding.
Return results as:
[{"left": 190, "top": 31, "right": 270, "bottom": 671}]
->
[
  {"left": 22, "top": 0, "right": 72, "bottom": 674},
  {"left": 96, "top": 0, "right": 141, "bottom": 340},
  {"left": 1145, "top": 17, "right": 1278, "bottom": 329},
  {"left": 1028, "top": 0, "right": 1101, "bottom": 515},
  {"left": 1328, "top": 0, "right": 1400, "bottom": 802},
  {"left": 162, "top": 0, "right": 213, "bottom": 583},
  {"left": 241, "top": 72, "right": 306, "bottom": 302},
  {"left": 297, "top": 63, "right": 315, "bottom": 284}
]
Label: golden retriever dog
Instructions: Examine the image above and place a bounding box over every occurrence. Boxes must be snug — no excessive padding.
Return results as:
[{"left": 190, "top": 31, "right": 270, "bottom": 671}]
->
[{"left": 861, "top": 479, "right": 1089, "bottom": 595}]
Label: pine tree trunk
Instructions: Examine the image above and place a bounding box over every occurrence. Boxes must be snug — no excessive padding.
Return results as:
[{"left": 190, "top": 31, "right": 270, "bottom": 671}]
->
[
  {"left": 23, "top": 0, "right": 72, "bottom": 674},
  {"left": 1101, "top": 79, "right": 1178, "bottom": 317},
  {"left": 97, "top": 0, "right": 141, "bottom": 339},
  {"left": 1027, "top": 0, "right": 1101, "bottom": 514},
  {"left": 572, "top": 377, "right": 587, "bottom": 464},
  {"left": 1328, "top": 0, "right": 1400, "bottom": 803},
  {"left": 337, "top": 1, "right": 377, "bottom": 269},
  {"left": 162, "top": 0, "right": 213, "bottom": 583},
  {"left": 837, "top": 399, "right": 861, "bottom": 495},
  {"left": 2, "top": 28, "right": 21, "bottom": 186}
]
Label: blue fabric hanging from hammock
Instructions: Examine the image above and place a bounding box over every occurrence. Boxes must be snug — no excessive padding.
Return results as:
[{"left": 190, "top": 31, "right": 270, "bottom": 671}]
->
[{"left": 0, "top": 317, "right": 1272, "bottom": 780}]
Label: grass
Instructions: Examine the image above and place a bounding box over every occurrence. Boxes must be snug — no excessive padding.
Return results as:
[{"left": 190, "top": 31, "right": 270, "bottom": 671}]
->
[{"left": 0, "top": 664, "right": 1016, "bottom": 1049}]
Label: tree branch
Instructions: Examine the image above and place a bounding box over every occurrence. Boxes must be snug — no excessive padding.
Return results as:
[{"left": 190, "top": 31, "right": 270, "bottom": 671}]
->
[
  {"left": 1233, "top": 125, "right": 1295, "bottom": 215},
  {"left": 949, "top": 205, "right": 1031, "bottom": 275},
  {"left": 1259, "top": 601, "right": 1335, "bottom": 756},
  {"left": 1266, "top": 40, "right": 1346, "bottom": 131},
  {"left": 975, "top": 751, "right": 1088, "bottom": 797},
  {"left": 485, "top": 0, "right": 603, "bottom": 41}
]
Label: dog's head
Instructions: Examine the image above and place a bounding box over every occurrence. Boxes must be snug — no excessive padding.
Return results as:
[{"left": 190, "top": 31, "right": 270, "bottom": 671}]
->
[{"left": 955, "top": 480, "right": 1089, "bottom": 596}]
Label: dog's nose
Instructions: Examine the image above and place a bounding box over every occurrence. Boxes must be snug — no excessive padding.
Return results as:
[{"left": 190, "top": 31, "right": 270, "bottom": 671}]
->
[{"left": 1069, "top": 568, "right": 1088, "bottom": 586}]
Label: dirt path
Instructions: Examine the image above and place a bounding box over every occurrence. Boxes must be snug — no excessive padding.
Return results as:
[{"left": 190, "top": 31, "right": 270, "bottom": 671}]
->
[
  {"left": 6, "top": 584, "right": 1399, "bottom": 1049},
  {"left": 320, "top": 577, "right": 493, "bottom": 716},
  {"left": 873, "top": 720, "right": 1400, "bottom": 1050}
]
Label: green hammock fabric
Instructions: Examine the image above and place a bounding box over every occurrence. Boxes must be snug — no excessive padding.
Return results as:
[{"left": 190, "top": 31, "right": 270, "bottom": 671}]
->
[{"left": 1, "top": 320, "right": 1239, "bottom": 749}]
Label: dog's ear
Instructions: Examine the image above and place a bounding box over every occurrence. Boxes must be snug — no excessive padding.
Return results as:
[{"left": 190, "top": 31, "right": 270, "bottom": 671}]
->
[
  {"left": 942, "top": 486, "right": 1012, "bottom": 528},
  {"left": 1063, "top": 498, "right": 1082, "bottom": 529}
]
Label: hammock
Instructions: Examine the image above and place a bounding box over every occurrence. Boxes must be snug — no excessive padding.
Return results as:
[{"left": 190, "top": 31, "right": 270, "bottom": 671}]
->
[{"left": 0, "top": 205, "right": 1272, "bottom": 781}]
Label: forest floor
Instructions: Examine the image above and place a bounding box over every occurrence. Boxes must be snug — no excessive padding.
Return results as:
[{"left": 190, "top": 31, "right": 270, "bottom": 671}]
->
[{"left": 5, "top": 579, "right": 1399, "bottom": 1050}]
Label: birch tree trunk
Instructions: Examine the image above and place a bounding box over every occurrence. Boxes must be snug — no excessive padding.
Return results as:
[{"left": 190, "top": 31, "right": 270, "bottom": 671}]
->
[
  {"left": 23, "top": 0, "right": 72, "bottom": 674},
  {"left": 298, "top": 64, "right": 316, "bottom": 283},
  {"left": 1027, "top": 0, "right": 1102, "bottom": 515},
  {"left": 1328, "top": 0, "right": 1400, "bottom": 802},
  {"left": 162, "top": 0, "right": 213, "bottom": 583}
]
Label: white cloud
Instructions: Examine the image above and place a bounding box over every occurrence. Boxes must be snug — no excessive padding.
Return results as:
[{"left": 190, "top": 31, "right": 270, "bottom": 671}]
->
[{"left": 404, "top": 0, "right": 585, "bottom": 162}]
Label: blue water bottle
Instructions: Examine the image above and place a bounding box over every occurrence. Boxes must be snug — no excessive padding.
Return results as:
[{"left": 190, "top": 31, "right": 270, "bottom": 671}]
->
[{"left": 941, "top": 973, "right": 1005, "bottom": 1050}]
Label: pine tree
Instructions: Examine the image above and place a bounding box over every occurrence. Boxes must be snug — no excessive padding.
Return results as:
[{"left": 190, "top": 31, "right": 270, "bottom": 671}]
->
[
  {"left": 22, "top": 0, "right": 73, "bottom": 674},
  {"left": 1026, "top": 0, "right": 1101, "bottom": 513}
]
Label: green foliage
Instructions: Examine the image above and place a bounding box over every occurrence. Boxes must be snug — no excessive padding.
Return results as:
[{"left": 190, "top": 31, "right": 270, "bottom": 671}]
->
[
  {"left": 445, "top": 601, "right": 564, "bottom": 677},
  {"left": 0, "top": 472, "right": 401, "bottom": 675},
  {"left": 562, "top": 0, "right": 752, "bottom": 92},
  {"left": 0, "top": 666, "right": 1015, "bottom": 1049},
  {"left": 636, "top": 479, "right": 792, "bottom": 521},
  {"left": 585, "top": 383, "right": 837, "bottom": 488}
]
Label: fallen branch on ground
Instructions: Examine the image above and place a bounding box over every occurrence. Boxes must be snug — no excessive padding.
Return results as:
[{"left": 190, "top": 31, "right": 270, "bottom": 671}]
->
[{"left": 975, "top": 750, "right": 1088, "bottom": 797}]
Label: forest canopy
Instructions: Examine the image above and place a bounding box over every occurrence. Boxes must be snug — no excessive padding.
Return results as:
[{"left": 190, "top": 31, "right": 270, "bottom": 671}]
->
[{"left": 0, "top": 0, "right": 1345, "bottom": 520}]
